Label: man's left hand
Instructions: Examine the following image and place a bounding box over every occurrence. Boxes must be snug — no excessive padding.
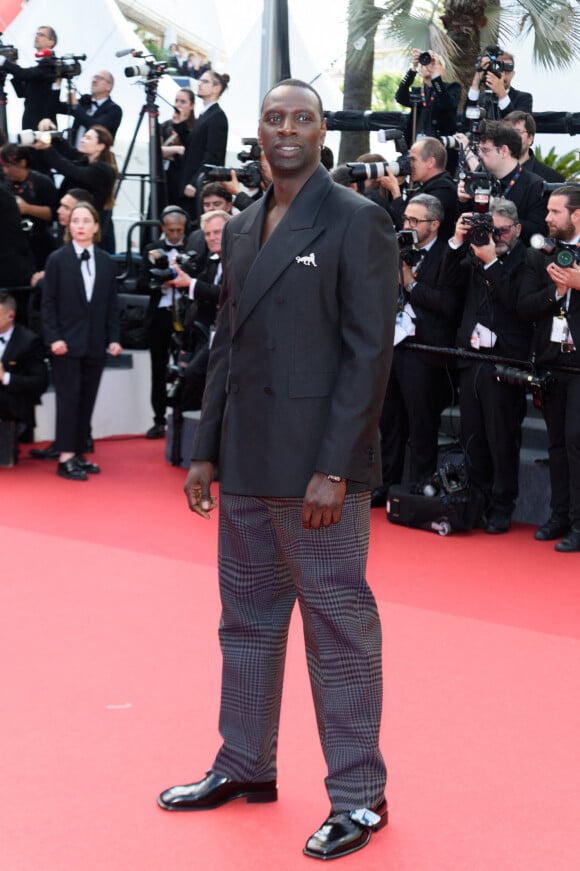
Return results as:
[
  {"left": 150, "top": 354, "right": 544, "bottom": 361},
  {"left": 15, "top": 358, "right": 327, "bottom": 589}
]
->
[
  {"left": 471, "top": 237, "right": 497, "bottom": 265},
  {"left": 547, "top": 261, "right": 580, "bottom": 292},
  {"left": 302, "top": 472, "right": 346, "bottom": 530}
]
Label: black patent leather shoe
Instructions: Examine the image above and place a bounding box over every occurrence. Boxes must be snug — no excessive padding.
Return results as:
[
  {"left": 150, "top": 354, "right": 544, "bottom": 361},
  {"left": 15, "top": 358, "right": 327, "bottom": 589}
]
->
[
  {"left": 554, "top": 528, "right": 580, "bottom": 553},
  {"left": 74, "top": 454, "right": 100, "bottom": 474},
  {"left": 30, "top": 442, "right": 59, "bottom": 460},
  {"left": 535, "top": 516, "right": 570, "bottom": 541},
  {"left": 304, "top": 798, "right": 388, "bottom": 860},
  {"left": 157, "top": 771, "right": 278, "bottom": 811},
  {"left": 57, "top": 459, "right": 88, "bottom": 481}
]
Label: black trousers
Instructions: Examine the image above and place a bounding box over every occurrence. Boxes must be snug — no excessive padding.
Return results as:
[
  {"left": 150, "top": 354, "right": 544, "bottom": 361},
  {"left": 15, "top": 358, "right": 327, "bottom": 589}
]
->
[
  {"left": 541, "top": 368, "right": 580, "bottom": 528},
  {"left": 52, "top": 355, "right": 105, "bottom": 454},
  {"left": 459, "top": 361, "right": 527, "bottom": 515},
  {"left": 148, "top": 308, "right": 174, "bottom": 425},
  {"left": 379, "top": 348, "right": 453, "bottom": 488}
]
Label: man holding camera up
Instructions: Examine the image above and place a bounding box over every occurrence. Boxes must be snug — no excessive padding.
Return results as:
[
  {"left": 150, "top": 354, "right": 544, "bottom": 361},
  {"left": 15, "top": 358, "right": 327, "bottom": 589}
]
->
[
  {"left": 518, "top": 186, "right": 580, "bottom": 551},
  {"left": 440, "top": 200, "right": 531, "bottom": 533},
  {"left": 373, "top": 193, "right": 461, "bottom": 506},
  {"left": 60, "top": 69, "right": 122, "bottom": 147},
  {"left": 0, "top": 26, "right": 60, "bottom": 129},
  {"left": 465, "top": 45, "right": 533, "bottom": 121}
]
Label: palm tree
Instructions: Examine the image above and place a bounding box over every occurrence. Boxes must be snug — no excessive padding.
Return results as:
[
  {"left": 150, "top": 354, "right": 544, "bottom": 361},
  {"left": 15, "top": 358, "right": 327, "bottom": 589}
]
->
[{"left": 339, "top": 0, "right": 580, "bottom": 159}]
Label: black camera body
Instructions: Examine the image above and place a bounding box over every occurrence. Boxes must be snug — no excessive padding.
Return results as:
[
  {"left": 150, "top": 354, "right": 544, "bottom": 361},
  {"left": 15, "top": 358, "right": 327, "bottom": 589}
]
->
[
  {"left": 125, "top": 55, "right": 168, "bottom": 79},
  {"left": 149, "top": 250, "right": 202, "bottom": 287},
  {"left": 52, "top": 54, "right": 85, "bottom": 79},
  {"left": 460, "top": 212, "right": 502, "bottom": 247},
  {"left": 475, "top": 52, "right": 514, "bottom": 78},
  {"left": 0, "top": 38, "right": 18, "bottom": 63},
  {"left": 529, "top": 234, "right": 580, "bottom": 268},
  {"left": 493, "top": 364, "right": 554, "bottom": 409},
  {"left": 397, "top": 229, "right": 422, "bottom": 267},
  {"left": 204, "top": 162, "right": 262, "bottom": 189},
  {"left": 237, "top": 138, "right": 262, "bottom": 163}
]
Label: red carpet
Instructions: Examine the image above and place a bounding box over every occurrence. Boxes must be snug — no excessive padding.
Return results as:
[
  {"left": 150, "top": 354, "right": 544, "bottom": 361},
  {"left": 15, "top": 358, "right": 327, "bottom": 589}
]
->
[{"left": 1, "top": 438, "right": 579, "bottom": 870}]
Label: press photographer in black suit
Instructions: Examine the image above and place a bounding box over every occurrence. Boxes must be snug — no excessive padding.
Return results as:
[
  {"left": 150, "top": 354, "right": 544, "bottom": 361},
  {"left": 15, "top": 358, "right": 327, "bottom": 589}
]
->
[
  {"left": 518, "top": 186, "right": 580, "bottom": 552},
  {"left": 0, "top": 292, "right": 47, "bottom": 436},
  {"left": 0, "top": 26, "right": 60, "bottom": 128},
  {"left": 503, "top": 111, "right": 566, "bottom": 184},
  {"left": 464, "top": 46, "right": 533, "bottom": 121},
  {"left": 440, "top": 200, "right": 531, "bottom": 534},
  {"left": 372, "top": 193, "right": 461, "bottom": 507},
  {"left": 58, "top": 69, "right": 123, "bottom": 147}
]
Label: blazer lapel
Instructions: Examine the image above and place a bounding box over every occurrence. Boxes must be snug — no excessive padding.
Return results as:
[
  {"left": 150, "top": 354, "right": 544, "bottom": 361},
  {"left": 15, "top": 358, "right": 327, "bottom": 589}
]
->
[{"left": 232, "top": 166, "right": 331, "bottom": 334}]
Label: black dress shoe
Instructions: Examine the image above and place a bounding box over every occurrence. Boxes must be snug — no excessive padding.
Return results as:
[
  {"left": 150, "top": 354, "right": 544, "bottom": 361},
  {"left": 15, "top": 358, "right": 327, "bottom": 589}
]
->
[
  {"left": 146, "top": 423, "right": 166, "bottom": 439},
  {"left": 484, "top": 513, "right": 511, "bottom": 535},
  {"left": 57, "top": 459, "right": 88, "bottom": 481},
  {"left": 157, "top": 771, "right": 278, "bottom": 811},
  {"left": 554, "top": 528, "right": 580, "bottom": 553},
  {"left": 30, "top": 442, "right": 60, "bottom": 460},
  {"left": 535, "top": 516, "right": 570, "bottom": 541},
  {"left": 304, "top": 798, "right": 388, "bottom": 860},
  {"left": 74, "top": 454, "right": 100, "bottom": 474}
]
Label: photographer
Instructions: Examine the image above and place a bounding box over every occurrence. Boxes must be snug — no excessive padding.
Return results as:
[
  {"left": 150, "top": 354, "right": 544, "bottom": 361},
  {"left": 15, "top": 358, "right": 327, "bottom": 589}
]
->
[
  {"left": 379, "top": 137, "right": 458, "bottom": 239},
  {"left": 459, "top": 120, "right": 547, "bottom": 243},
  {"left": 58, "top": 69, "right": 122, "bottom": 147},
  {"left": 219, "top": 148, "right": 272, "bottom": 212},
  {"left": 396, "top": 49, "right": 461, "bottom": 172},
  {"left": 503, "top": 111, "right": 566, "bottom": 184},
  {"left": 136, "top": 206, "right": 189, "bottom": 439},
  {"left": 372, "top": 194, "right": 461, "bottom": 507},
  {"left": 440, "top": 200, "right": 532, "bottom": 533},
  {"left": 518, "top": 186, "right": 580, "bottom": 551},
  {"left": 180, "top": 70, "right": 230, "bottom": 221},
  {"left": 465, "top": 45, "right": 532, "bottom": 121},
  {"left": 0, "top": 26, "right": 60, "bottom": 128}
]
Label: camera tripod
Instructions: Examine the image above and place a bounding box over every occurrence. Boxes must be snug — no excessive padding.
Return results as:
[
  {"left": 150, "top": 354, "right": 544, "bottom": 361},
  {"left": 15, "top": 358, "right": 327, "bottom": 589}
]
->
[{"left": 115, "top": 74, "right": 167, "bottom": 224}]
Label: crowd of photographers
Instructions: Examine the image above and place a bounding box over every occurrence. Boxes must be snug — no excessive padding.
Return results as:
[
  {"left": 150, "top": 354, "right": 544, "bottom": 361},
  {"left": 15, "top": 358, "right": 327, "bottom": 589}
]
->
[{"left": 0, "top": 31, "right": 579, "bottom": 551}]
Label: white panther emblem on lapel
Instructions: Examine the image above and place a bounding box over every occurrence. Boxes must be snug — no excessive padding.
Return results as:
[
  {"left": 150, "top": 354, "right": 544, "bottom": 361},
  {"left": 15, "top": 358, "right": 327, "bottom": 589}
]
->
[{"left": 295, "top": 252, "right": 318, "bottom": 267}]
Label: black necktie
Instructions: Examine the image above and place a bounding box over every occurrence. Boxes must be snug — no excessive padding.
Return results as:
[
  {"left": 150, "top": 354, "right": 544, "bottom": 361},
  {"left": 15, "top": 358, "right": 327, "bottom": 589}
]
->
[{"left": 79, "top": 249, "right": 91, "bottom": 275}]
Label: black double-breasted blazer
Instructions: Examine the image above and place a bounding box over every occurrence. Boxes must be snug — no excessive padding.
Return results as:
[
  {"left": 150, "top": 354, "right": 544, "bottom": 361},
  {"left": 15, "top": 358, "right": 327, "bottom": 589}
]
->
[
  {"left": 192, "top": 165, "right": 399, "bottom": 497},
  {"left": 41, "top": 244, "right": 120, "bottom": 357}
]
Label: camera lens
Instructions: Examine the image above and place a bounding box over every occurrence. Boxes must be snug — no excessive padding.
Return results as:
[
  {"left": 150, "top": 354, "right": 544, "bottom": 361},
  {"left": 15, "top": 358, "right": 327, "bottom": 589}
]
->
[
  {"left": 418, "top": 51, "right": 432, "bottom": 66},
  {"left": 556, "top": 249, "right": 575, "bottom": 268}
]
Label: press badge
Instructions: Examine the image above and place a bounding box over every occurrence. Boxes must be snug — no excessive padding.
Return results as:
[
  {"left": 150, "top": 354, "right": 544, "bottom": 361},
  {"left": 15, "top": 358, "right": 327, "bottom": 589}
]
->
[{"left": 551, "top": 315, "right": 570, "bottom": 344}]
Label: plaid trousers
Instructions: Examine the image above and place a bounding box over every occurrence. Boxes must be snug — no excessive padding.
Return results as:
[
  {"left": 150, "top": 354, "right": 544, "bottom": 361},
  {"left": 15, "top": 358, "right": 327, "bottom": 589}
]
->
[{"left": 212, "top": 491, "right": 387, "bottom": 811}]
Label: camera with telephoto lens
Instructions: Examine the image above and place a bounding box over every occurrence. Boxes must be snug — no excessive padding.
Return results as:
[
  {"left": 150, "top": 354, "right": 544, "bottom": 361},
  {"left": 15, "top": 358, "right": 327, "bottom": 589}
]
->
[
  {"left": 418, "top": 51, "right": 433, "bottom": 66},
  {"left": 52, "top": 54, "right": 85, "bottom": 79},
  {"left": 347, "top": 153, "right": 412, "bottom": 181},
  {"left": 0, "top": 35, "right": 18, "bottom": 63},
  {"left": 237, "top": 137, "right": 261, "bottom": 163},
  {"left": 125, "top": 52, "right": 168, "bottom": 79},
  {"left": 493, "top": 364, "right": 554, "bottom": 410},
  {"left": 530, "top": 234, "right": 580, "bottom": 267},
  {"left": 204, "top": 161, "right": 262, "bottom": 188},
  {"left": 17, "top": 129, "right": 64, "bottom": 147},
  {"left": 397, "top": 229, "right": 422, "bottom": 267}
]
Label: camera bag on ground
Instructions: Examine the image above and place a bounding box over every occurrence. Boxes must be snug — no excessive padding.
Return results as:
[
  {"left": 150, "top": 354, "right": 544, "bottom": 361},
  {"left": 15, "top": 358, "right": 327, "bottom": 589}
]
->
[{"left": 386, "top": 454, "right": 484, "bottom": 536}]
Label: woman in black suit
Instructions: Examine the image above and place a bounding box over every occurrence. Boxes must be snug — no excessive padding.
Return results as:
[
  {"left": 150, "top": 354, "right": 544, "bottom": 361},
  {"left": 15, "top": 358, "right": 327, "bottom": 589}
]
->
[
  {"left": 161, "top": 87, "right": 196, "bottom": 207},
  {"left": 42, "top": 202, "right": 122, "bottom": 480},
  {"left": 180, "top": 70, "right": 230, "bottom": 222}
]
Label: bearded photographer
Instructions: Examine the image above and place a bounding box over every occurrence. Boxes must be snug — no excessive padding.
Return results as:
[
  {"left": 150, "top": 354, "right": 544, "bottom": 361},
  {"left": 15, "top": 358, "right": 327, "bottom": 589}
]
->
[
  {"left": 0, "top": 26, "right": 60, "bottom": 129},
  {"left": 517, "top": 186, "right": 580, "bottom": 552},
  {"left": 440, "top": 201, "right": 531, "bottom": 533},
  {"left": 464, "top": 45, "right": 533, "bottom": 121},
  {"left": 372, "top": 194, "right": 461, "bottom": 506}
]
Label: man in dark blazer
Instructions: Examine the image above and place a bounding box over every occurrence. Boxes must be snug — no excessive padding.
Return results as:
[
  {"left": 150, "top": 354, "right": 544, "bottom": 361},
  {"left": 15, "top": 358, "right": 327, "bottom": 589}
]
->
[
  {"left": 373, "top": 193, "right": 461, "bottom": 506},
  {"left": 157, "top": 80, "right": 399, "bottom": 862},
  {"left": 0, "top": 292, "right": 47, "bottom": 430},
  {"left": 441, "top": 200, "right": 532, "bottom": 534},
  {"left": 518, "top": 186, "right": 580, "bottom": 551},
  {"left": 464, "top": 47, "right": 533, "bottom": 121},
  {"left": 0, "top": 26, "right": 60, "bottom": 129},
  {"left": 58, "top": 70, "right": 122, "bottom": 147},
  {"left": 179, "top": 70, "right": 229, "bottom": 221}
]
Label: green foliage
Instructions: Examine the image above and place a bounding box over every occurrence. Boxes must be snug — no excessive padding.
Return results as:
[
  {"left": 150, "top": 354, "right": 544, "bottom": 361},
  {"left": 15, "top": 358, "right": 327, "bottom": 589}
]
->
[
  {"left": 534, "top": 145, "right": 580, "bottom": 181},
  {"left": 372, "top": 72, "right": 404, "bottom": 111}
]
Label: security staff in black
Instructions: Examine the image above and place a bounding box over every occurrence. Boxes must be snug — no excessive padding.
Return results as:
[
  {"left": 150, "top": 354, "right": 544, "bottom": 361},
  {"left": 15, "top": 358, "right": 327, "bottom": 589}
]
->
[{"left": 518, "top": 186, "right": 580, "bottom": 552}]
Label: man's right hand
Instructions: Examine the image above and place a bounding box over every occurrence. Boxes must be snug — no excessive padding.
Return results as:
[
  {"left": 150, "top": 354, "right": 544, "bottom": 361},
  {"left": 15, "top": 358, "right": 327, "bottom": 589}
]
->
[
  {"left": 452, "top": 213, "right": 472, "bottom": 246},
  {"left": 184, "top": 461, "right": 217, "bottom": 518}
]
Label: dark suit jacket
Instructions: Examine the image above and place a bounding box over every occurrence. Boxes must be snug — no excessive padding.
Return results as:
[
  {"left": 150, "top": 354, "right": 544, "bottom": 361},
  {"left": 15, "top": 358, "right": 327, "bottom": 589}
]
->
[
  {"left": 465, "top": 85, "right": 533, "bottom": 120},
  {"left": 4, "top": 57, "right": 59, "bottom": 128},
  {"left": 406, "top": 237, "right": 463, "bottom": 348},
  {"left": 42, "top": 244, "right": 120, "bottom": 356},
  {"left": 441, "top": 239, "right": 532, "bottom": 361},
  {"left": 523, "top": 152, "right": 565, "bottom": 184},
  {"left": 180, "top": 104, "right": 228, "bottom": 188},
  {"left": 396, "top": 70, "right": 461, "bottom": 138},
  {"left": 501, "top": 167, "right": 547, "bottom": 244},
  {"left": 191, "top": 164, "right": 399, "bottom": 496},
  {"left": 388, "top": 172, "right": 458, "bottom": 240},
  {"left": 59, "top": 96, "right": 123, "bottom": 144},
  {"left": 518, "top": 248, "right": 580, "bottom": 366},
  {"left": 0, "top": 324, "right": 48, "bottom": 422},
  {"left": 0, "top": 186, "right": 34, "bottom": 287}
]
